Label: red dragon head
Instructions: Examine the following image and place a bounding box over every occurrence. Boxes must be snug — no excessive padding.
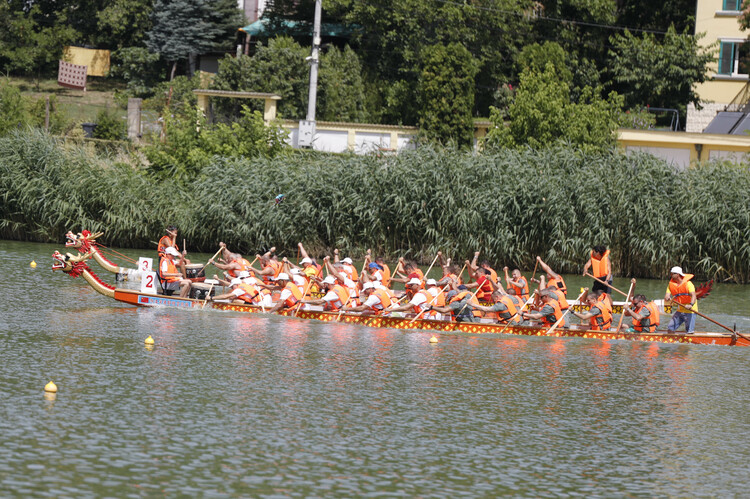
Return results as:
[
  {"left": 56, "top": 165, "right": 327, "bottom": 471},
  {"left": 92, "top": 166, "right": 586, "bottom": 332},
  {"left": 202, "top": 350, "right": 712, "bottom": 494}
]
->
[
  {"left": 65, "top": 230, "right": 103, "bottom": 252},
  {"left": 52, "top": 250, "right": 93, "bottom": 277}
]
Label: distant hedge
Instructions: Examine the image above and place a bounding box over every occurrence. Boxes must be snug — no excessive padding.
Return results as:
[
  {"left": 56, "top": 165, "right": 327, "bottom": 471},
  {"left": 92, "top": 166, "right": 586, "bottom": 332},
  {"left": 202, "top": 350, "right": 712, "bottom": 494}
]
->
[{"left": 1, "top": 129, "right": 749, "bottom": 282}]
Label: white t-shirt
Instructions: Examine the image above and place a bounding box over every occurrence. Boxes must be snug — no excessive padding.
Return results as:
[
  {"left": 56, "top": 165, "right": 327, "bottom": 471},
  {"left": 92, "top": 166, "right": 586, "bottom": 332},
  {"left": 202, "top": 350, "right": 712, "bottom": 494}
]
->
[
  {"left": 292, "top": 275, "right": 306, "bottom": 287},
  {"left": 232, "top": 288, "right": 245, "bottom": 297},
  {"left": 410, "top": 293, "right": 428, "bottom": 307},
  {"left": 322, "top": 291, "right": 339, "bottom": 303},
  {"left": 426, "top": 287, "right": 439, "bottom": 298},
  {"left": 279, "top": 289, "right": 292, "bottom": 301},
  {"left": 364, "top": 294, "right": 382, "bottom": 308}
]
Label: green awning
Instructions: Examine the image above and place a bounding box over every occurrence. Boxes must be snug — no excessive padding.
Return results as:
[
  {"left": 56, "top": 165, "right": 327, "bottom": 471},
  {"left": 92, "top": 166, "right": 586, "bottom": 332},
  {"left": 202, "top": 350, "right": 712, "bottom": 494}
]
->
[{"left": 239, "top": 19, "right": 357, "bottom": 38}]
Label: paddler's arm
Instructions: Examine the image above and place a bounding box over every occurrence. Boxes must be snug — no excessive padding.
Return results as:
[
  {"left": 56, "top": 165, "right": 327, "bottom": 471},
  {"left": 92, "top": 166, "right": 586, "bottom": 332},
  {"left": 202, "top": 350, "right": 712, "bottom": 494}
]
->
[
  {"left": 333, "top": 248, "right": 340, "bottom": 264},
  {"left": 261, "top": 247, "right": 276, "bottom": 261},
  {"left": 536, "top": 257, "right": 560, "bottom": 281},
  {"left": 298, "top": 242, "right": 311, "bottom": 261},
  {"left": 470, "top": 251, "right": 480, "bottom": 272},
  {"left": 582, "top": 257, "right": 592, "bottom": 276}
]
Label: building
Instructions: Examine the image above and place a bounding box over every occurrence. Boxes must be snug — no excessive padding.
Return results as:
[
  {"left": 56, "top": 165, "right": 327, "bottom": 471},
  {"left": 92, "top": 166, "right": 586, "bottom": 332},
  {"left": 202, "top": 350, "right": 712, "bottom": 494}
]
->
[{"left": 687, "top": 0, "right": 750, "bottom": 132}]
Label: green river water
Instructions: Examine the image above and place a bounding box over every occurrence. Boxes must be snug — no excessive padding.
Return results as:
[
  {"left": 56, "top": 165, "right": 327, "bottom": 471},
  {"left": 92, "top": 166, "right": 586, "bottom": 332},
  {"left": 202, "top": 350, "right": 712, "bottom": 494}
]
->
[{"left": 2, "top": 240, "right": 750, "bottom": 497}]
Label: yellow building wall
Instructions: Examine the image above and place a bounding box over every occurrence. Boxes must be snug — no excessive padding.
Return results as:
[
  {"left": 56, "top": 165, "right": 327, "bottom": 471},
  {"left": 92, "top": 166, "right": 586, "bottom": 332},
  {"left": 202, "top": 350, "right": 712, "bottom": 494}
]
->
[
  {"left": 62, "top": 46, "right": 111, "bottom": 77},
  {"left": 694, "top": 0, "right": 748, "bottom": 103}
]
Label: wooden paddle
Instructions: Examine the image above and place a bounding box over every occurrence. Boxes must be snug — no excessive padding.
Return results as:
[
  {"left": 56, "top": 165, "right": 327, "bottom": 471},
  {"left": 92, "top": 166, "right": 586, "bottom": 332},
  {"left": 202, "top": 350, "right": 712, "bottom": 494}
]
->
[
  {"left": 530, "top": 257, "right": 539, "bottom": 282},
  {"left": 200, "top": 247, "right": 225, "bottom": 274},
  {"left": 615, "top": 278, "right": 636, "bottom": 333},
  {"left": 584, "top": 272, "right": 627, "bottom": 297},
  {"left": 679, "top": 304, "right": 746, "bottom": 338},
  {"left": 292, "top": 278, "right": 315, "bottom": 318},
  {"left": 546, "top": 289, "right": 588, "bottom": 336},
  {"left": 421, "top": 252, "right": 441, "bottom": 283},
  {"left": 201, "top": 283, "right": 214, "bottom": 309}
]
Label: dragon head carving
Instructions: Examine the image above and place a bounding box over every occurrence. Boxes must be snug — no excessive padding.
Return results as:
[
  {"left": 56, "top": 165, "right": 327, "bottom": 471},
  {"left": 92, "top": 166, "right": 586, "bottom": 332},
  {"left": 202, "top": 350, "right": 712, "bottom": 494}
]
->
[
  {"left": 52, "top": 250, "right": 94, "bottom": 277},
  {"left": 65, "top": 230, "right": 104, "bottom": 252}
]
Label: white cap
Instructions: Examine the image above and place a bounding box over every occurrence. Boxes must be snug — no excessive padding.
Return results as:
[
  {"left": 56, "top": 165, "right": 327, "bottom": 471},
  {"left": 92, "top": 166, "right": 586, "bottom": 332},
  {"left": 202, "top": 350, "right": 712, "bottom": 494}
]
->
[
  {"left": 238, "top": 270, "right": 250, "bottom": 278},
  {"left": 407, "top": 278, "right": 422, "bottom": 286},
  {"left": 322, "top": 275, "right": 336, "bottom": 285},
  {"left": 426, "top": 278, "right": 437, "bottom": 286},
  {"left": 275, "top": 273, "right": 289, "bottom": 281},
  {"left": 670, "top": 266, "right": 684, "bottom": 276},
  {"left": 342, "top": 257, "right": 353, "bottom": 264},
  {"left": 362, "top": 282, "right": 375, "bottom": 290},
  {"left": 165, "top": 246, "right": 180, "bottom": 257},
  {"left": 230, "top": 278, "right": 242, "bottom": 286},
  {"left": 300, "top": 257, "right": 312, "bottom": 264}
]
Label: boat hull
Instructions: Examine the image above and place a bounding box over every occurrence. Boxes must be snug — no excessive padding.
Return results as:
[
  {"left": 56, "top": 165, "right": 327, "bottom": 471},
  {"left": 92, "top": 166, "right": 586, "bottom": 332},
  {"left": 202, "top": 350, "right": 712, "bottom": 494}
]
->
[{"left": 112, "top": 289, "right": 748, "bottom": 347}]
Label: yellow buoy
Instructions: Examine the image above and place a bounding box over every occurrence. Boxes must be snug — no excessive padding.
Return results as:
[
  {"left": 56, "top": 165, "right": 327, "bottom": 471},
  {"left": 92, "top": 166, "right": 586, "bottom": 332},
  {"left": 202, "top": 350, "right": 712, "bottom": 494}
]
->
[
  {"left": 429, "top": 335, "right": 439, "bottom": 344},
  {"left": 145, "top": 335, "right": 154, "bottom": 345},
  {"left": 44, "top": 381, "right": 57, "bottom": 393},
  {"left": 30, "top": 260, "right": 37, "bottom": 268}
]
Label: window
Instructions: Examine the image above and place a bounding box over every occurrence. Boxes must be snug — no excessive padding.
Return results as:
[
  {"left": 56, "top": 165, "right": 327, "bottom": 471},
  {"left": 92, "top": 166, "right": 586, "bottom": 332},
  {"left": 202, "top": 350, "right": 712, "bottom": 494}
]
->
[
  {"left": 723, "top": 0, "right": 741, "bottom": 11},
  {"left": 718, "top": 41, "right": 750, "bottom": 75}
]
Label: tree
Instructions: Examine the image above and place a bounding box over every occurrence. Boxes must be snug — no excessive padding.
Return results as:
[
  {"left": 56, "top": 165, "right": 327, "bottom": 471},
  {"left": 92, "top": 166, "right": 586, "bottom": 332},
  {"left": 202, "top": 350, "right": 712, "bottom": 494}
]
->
[
  {"left": 417, "top": 43, "right": 479, "bottom": 147},
  {"left": 485, "top": 62, "right": 622, "bottom": 151},
  {"left": 146, "top": 0, "right": 242, "bottom": 80},
  {"left": 0, "top": 3, "right": 78, "bottom": 79},
  {"left": 96, "top": 0, "right": 154, "bottom": 49},
  {"left": 607, "top": 26, "right": 714, "bottom": 127},
  {"left": 210, "top": 37, "right": 309, "bottom": 119},
  {"left": 318, "top": 45, "right": 368, "bottom": 122}
]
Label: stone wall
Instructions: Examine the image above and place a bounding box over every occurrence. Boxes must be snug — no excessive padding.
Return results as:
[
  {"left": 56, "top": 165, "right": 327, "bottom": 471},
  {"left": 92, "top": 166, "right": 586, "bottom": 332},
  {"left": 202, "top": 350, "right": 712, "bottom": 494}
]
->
[{"left": 686, "top": 102, "right": 726, "bottom": 133}]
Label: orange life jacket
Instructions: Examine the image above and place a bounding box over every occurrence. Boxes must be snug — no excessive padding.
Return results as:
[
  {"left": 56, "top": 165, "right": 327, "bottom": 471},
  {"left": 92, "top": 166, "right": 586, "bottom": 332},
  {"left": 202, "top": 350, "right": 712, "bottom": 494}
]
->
[
  {"left": 369, "top": 288, "right": 393, "bottom": 312},
  {"left": 550, "top": 288, "right": 569, "bottom": 311},
  {"left": 475, "top": 276, "right": 494, "bottom": 301},
  {"left": 159, "top": 256, "right": 180, "bottom": 282},
  {"left": 262, "top": 260, "right": 282, "bottom": 284},
  {"left": 484, "top": 267, "right": 498, "bottom": 284},
  {"left": 227, "top": 257, "right": 252, "bottom": 278},
  {"left": 668, "top": 274, "right": 695, "bottom": 305},
  {"left": 157, "top": 236, "right": 178, "bottom": 258},
  {"left": 324, "top": 284, "right": 351, "bottom": 311},
  {"left": 633, "top": 301, "right": 661, "bottom": 333},
  {"left": 496, "top": 295, "right": 520, "bottom": 324},
  {"left": 380, "top": 264, "right": 391, "bottom": 288},
  {"left": 548, "top": 275, "right": 567, "bottom": 295},
  {"left": 541, "top": 300, "right": 563, "bottom": 327},
  {"left": 589, "top": 300, "right": 613, "bottom": 331},
  {"left": 342, "top": 263, "right": 358, "bottom": 282},
  {"left": 590, "top": 250, "right": 611, "bottom": 279},
  {"left": 237, "top": 282, "right": 260, "bottom": 304},
  {"left": 510, "top": 277, "right": 529, "bottom": 301},
  {"left": 282, "top": 282, "right": 303, "bottom": 308}
]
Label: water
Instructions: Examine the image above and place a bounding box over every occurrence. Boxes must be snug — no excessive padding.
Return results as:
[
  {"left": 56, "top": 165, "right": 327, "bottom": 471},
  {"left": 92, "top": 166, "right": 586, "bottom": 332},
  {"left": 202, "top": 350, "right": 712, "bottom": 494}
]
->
[{"left": 2, "top": 240, "right": 750, "bottom": 496}]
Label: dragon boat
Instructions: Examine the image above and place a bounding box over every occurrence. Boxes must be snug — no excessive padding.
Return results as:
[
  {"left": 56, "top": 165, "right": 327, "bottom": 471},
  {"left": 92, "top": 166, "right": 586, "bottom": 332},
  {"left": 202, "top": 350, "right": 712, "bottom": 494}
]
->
[{"left": 52, "top": 250, "right": 750, "bottom": 348}]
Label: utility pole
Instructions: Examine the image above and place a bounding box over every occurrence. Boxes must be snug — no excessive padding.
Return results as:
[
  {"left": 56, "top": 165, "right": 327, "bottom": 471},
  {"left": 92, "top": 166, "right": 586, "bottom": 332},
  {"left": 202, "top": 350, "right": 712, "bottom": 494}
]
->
[{"left": 298, "top": 0, "right": 321, "bottom": 147}]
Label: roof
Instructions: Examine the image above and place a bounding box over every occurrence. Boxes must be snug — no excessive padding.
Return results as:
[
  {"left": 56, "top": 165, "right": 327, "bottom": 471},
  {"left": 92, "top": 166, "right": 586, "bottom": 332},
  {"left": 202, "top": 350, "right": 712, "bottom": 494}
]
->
[{"left": 239, "top": 19, "right": 357, "bottom": 38}]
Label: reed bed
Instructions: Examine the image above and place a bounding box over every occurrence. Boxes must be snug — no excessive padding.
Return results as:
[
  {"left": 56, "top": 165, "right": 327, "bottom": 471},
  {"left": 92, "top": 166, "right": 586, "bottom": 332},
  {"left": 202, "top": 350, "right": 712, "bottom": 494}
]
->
[{"left": 1, "top": 129, "right": 749, "bottom": 282}]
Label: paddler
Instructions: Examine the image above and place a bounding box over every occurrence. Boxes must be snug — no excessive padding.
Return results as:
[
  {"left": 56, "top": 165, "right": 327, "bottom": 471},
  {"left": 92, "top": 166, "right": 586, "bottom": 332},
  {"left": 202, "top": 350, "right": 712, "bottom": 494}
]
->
[
  {"left": 157, "top": 225, "right": 179, "bottom": 258},
  {"left": 206, "top": 277, "right": 259, "bottom": 305},
  {"left": 209, "top": 241, "right": 252, "bottom": 279},
  {"left": 387, "top": 278, "right": 431, "bottom": 317},
  {"left": 463, "top": 267, "right": 494, "bottom": 302},
  {"left": 664, "top": 266, "right": 697, "bottom": 334},
  {"left": 256, "top": 247, "right": 282, "bottom": 284},
  {"left": 470, "top": 288, "right": 521, "bottom": 325},
  {"left": 267, "top": 273, "right": 303, "bottom": 313},
  {"left": 301, "top": 275, "right": 351, "bottom": 311},
  {"left": 159, "top": 247, "right": 191, "bottom": 297},
  {"left": 345, "top": 282, "right": 393, "bottom": 315},
  {"left": 570, "top": 291, "right": 613, "bottom": 331},
  {"left": 374, "top": 257, "right": 391, "bottom": 288},
  {"left": 469, "top": 251, "right": 498, "bottom": 284},
  {"left": 521, "top": 290, "right": 562, "bottom": 327},
  {"left": 503, "top": 266, "right": 529, "bottom": 301},
  {"left": 428, "top": 285, "right": 482, "bottom": 322},
  {"left": 623, "top": 294, "right": 661, "bottom": 333},
  {"left": 535, "top": 256, "right": 567, "bottom": 296},
  {"left": 583, "top": 245, "right": 612, "bottom": 293}
]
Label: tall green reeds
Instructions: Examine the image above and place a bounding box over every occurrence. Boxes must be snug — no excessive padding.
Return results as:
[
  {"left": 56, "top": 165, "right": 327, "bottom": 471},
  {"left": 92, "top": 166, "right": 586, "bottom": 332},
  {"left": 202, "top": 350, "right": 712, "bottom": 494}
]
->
[{"left": 1, "top": 129, "right": 749, "bottom": 282}]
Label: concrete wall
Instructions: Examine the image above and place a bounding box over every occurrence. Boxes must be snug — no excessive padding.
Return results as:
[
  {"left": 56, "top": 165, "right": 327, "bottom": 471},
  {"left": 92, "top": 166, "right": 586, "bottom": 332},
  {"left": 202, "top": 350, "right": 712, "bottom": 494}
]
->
[
  {"left": 618, "top": 128, "right": 750, "bottom": 167},
  {"left": 282, "top": 121, "right": 418, "bottom": 153}
]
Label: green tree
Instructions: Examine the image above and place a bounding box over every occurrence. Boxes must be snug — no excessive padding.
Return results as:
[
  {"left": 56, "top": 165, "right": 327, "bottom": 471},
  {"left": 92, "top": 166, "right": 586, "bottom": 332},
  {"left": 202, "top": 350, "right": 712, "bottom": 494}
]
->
[
  {"left": 0, "top": 3, "right": 78, "bottom": 79},
  {"left": 417, "top": 43, "right": 479, "bottom": 147},
  {"left": 109, "top": 47, "right": 163, "bottom": 96},
  {"left": 210, "top": 38, "right": 310, "bottom": 119},
  {"left": 318, "top": 45, "right": 367, "bottom": 122},
  {"left": 486, "top": 62, "right": 622, "bottom": 151},
  {"left": 146, "top": 0, "right": 243, "bottom": 80},
  {"left": 607, "top": 26, "right": 714, "bottom": 126},
  {"left": 97, "top": 0, "right": 154, "bottom": 49}
]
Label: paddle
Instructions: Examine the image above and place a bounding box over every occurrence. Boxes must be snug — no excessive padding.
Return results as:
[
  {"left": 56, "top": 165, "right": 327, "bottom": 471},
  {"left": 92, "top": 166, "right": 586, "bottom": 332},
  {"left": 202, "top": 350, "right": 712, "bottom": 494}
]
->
[
  {"left": 498, "top": 293, "right": 536, "bottom": 334},
  {"left": 409, "top": 282, "right": 451, "bottom": 325},
  {"left": 200, "top": 246, "right": 225, "bottom": 274},
  {"left": 546, "top": 289, "right": 588, "bottom": 336},
  {"left": 530, "top": 257, "right": 539, "bottom": 283},
  {"left": 292, "top": 278, "right": 315, "bottom": 318},
  {"left": 584, "top": 272, "right": 628, "bottom": 297},
  {"left": 454, "top": 281, "right": 486, "bottom": 320},
  {"left": 615, "top": 278, "right": 636, "bottom": 333},
  {"left": 422, "top": 252, "right": 441, "bottom": 283},
  {"left": 679, "top": 304, "right": 746, "bottom": 338},
  {"left": 201, "top": 283, "right": 214, "bottom": 309}
]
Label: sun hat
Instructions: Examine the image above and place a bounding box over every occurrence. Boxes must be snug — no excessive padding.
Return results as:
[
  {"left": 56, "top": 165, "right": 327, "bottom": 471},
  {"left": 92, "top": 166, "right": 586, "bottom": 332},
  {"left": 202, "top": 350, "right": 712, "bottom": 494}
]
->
[
  {"left": 165, "top": 246, "right": 180, "bottom": 257},
  {"left": 342, "top": 257, "right": 353, "bottom": 264},
  {"left": 407, "top": 278, "right": 422, "bottom": 286},
  {"left": 275, "top": 273, "right": 289, "bottom": 281},
  {"left": 322, "top": 276, "right": 336, "bottom": 285},
  {"left": 300, "top": 257, "right": 312, "bottom": 265},
  {"left": 426, "top": 278, "right": 437, "bottom": 286},
  {"left": 670, "top": 266, "right": 684, "bottom": 276},
  {"left": 363, "top": 282, "right": 375, "bottom": 290},
  {"left": 230, "top": 278, "right": 242, "bottom": 286}
]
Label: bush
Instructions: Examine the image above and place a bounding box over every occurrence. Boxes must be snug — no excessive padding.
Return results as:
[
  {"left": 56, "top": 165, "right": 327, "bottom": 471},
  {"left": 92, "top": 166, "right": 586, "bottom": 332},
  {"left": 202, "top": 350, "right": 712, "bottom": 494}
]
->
[{"left": 93, "top": 108, "right": 127, "bottom": 141}]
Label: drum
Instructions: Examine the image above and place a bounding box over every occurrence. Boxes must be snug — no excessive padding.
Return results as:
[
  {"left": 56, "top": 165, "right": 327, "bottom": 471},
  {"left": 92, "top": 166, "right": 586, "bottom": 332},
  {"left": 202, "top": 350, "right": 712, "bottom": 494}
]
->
[
  {"left": 185, "top": 264, "right": 206, "bottom": 281},
  {"left": 190, "top": 282, "right": 216, "bottom": 300}
]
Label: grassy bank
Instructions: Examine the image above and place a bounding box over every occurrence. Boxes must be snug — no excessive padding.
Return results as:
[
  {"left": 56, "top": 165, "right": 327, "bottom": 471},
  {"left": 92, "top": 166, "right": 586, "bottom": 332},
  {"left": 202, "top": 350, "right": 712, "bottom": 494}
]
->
[{"left": 1, "top": 129, "right": 749, "bottom": 282}]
